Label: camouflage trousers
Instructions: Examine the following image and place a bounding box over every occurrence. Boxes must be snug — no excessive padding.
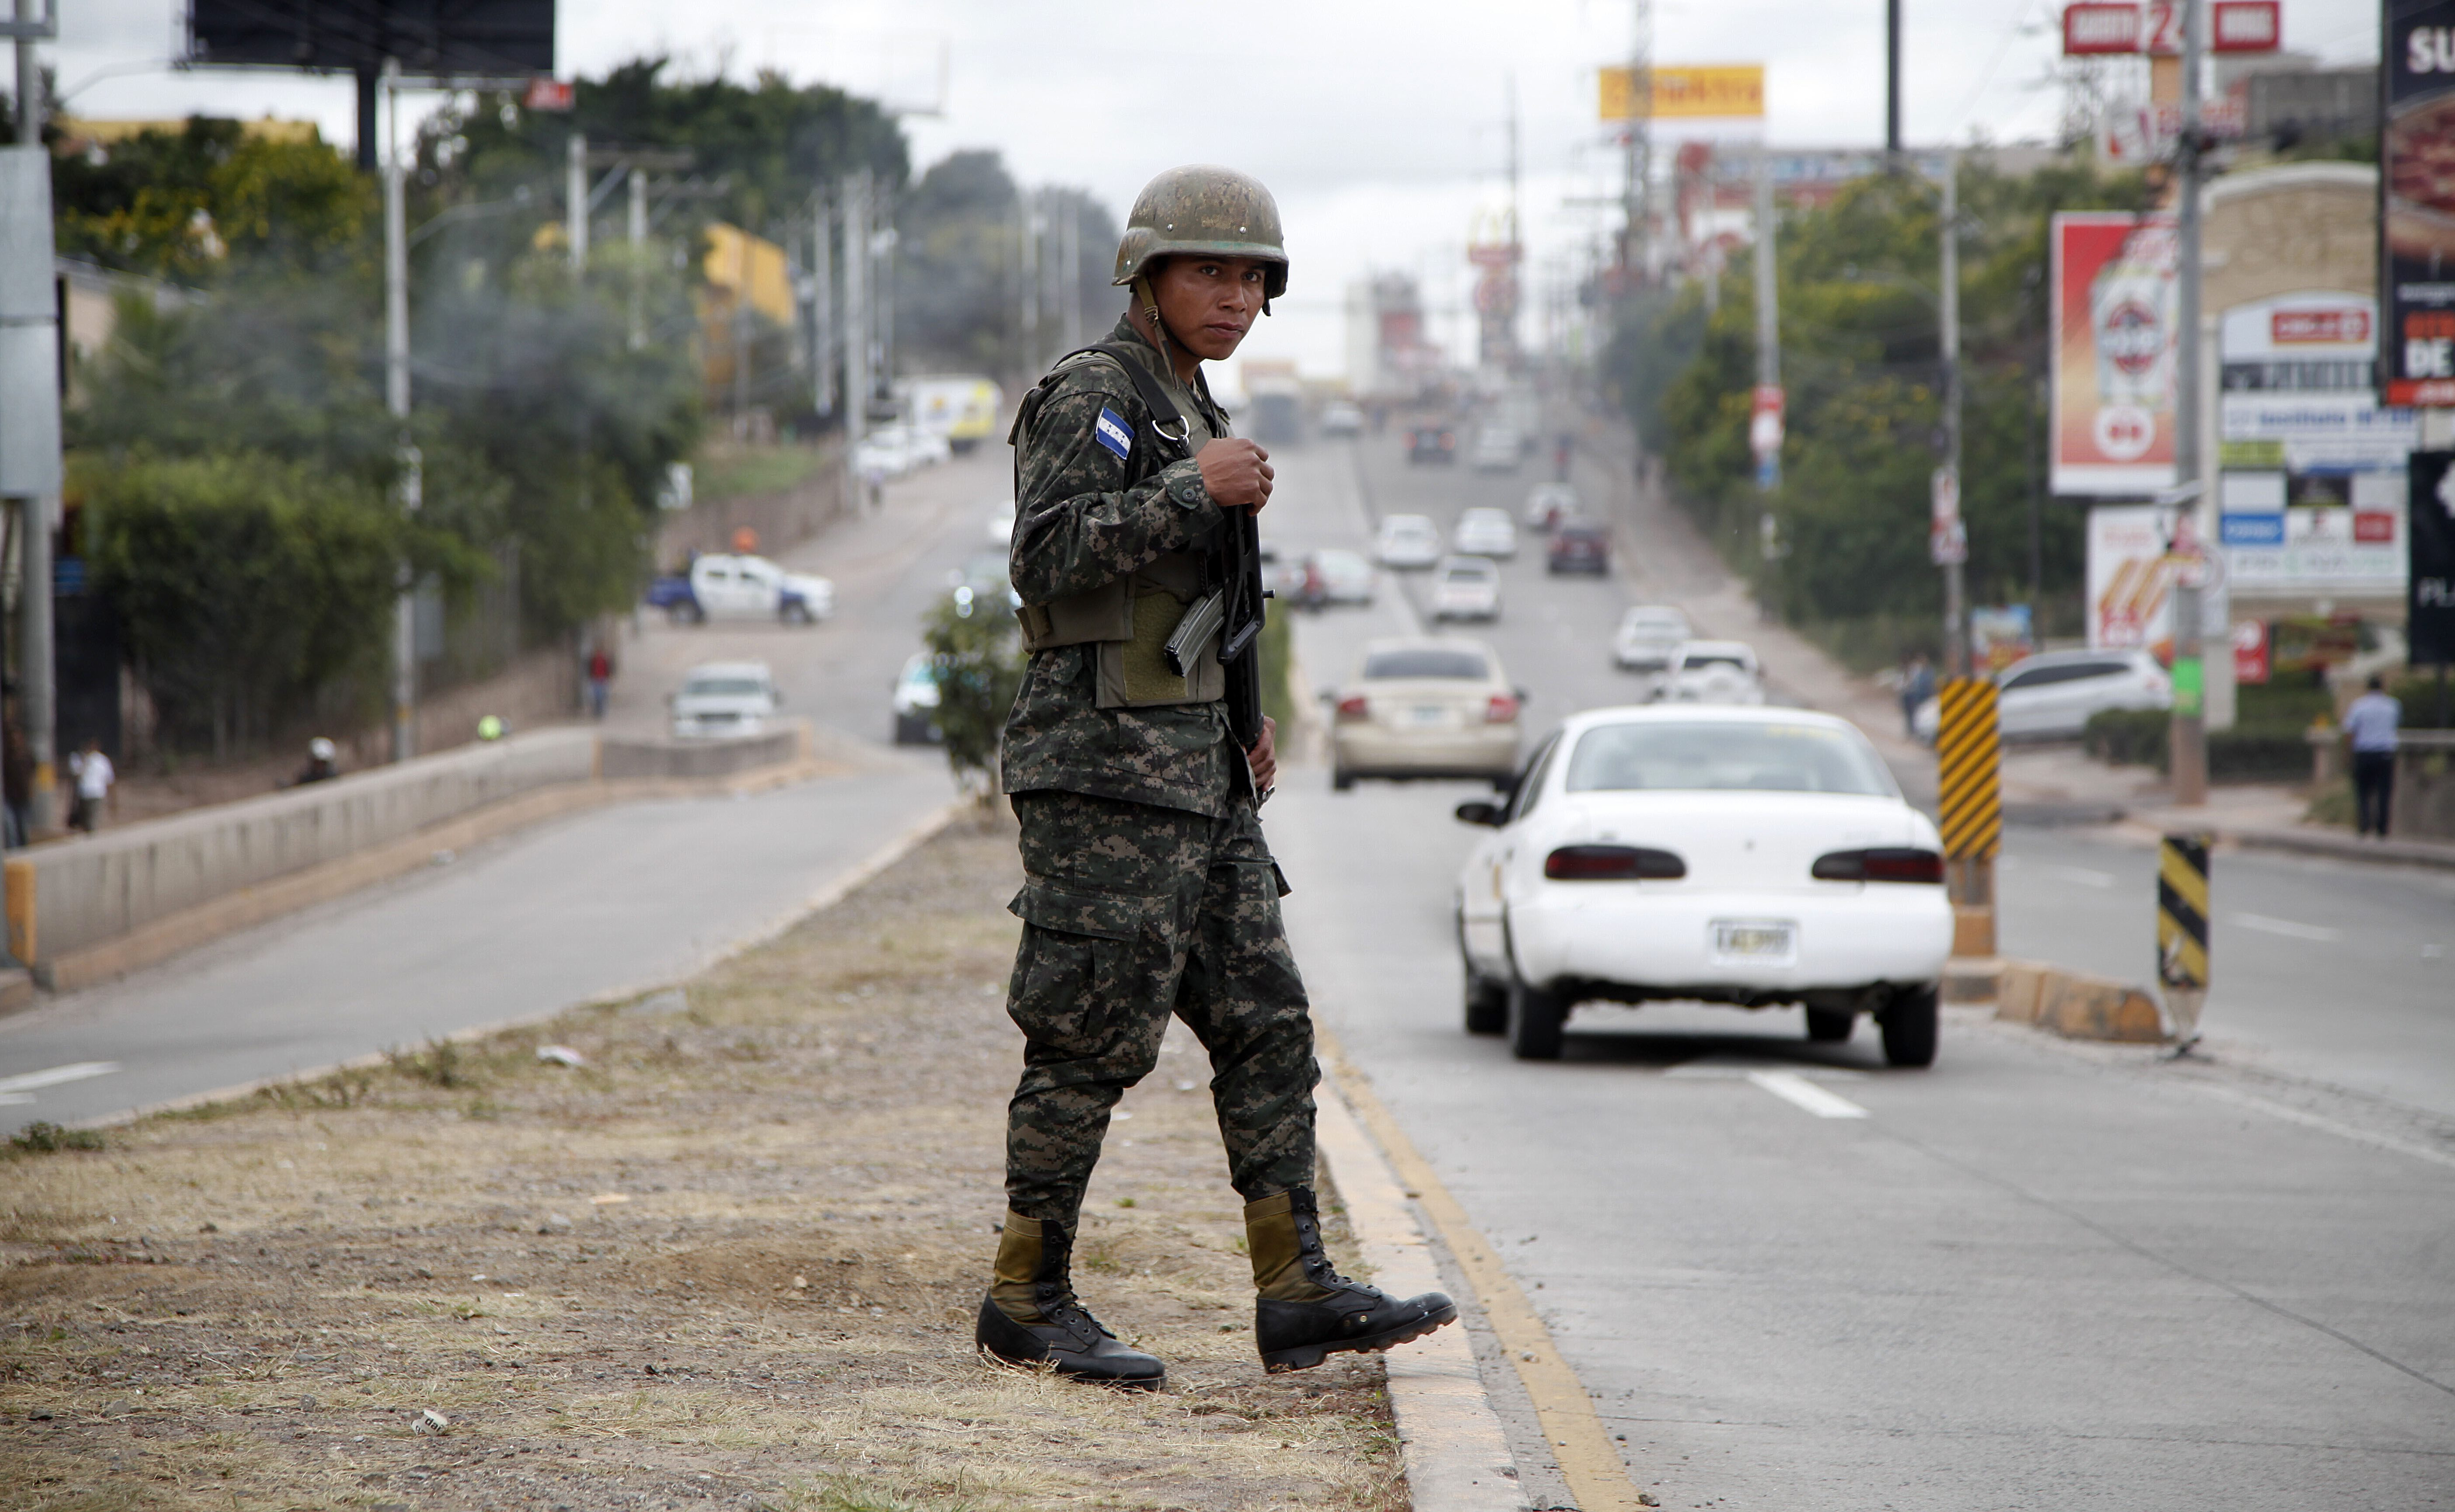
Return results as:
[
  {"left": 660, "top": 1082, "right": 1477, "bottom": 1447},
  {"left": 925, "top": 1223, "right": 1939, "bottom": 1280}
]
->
[{"left": 1003, "top": 789, "right": 1318, "bottom": 1226}]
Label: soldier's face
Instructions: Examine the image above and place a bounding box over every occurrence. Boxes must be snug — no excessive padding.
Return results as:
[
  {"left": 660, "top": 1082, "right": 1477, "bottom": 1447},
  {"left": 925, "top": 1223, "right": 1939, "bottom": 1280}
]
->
[{"left": 1153, "top": 256, "right": 1269, "bottom": 361}]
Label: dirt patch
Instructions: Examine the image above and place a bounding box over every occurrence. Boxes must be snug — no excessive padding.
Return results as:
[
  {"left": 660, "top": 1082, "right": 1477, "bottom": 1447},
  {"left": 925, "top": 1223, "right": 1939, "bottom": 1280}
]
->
[{"left": 0, "top": 810, "right": 1403, "bottom": 1511}]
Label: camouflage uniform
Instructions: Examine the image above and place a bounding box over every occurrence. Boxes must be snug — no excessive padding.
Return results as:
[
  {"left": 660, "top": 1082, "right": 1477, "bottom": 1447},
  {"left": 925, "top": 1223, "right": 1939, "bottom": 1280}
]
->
[{"left": 1000, "top": 316, "right": 1316, "bottom": 1228}]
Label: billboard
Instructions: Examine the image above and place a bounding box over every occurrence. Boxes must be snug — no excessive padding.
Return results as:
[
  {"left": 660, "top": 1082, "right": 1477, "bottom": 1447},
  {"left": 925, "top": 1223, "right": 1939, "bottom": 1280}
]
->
[
  {"left": 2382, "top": 0, "right": 2455, "bottom": 406},
  {"left": 2412, "top": 452, "right": 2455, "bottom": 664},
  {"left": 188, "top": 0, "right": 555, "bottom": 78},
  {"left": 2052, "top": 213, "right": 2178, "bottom": 496},
  {"left": 1599, "top": 64, "right": 1764, "bottom": 140},
  {"left": 2218, "top": 291, "right": 2415, "bottom": 594},
  {"left": 2087, "top": 504, "right": 2225, "bottom": 657}
]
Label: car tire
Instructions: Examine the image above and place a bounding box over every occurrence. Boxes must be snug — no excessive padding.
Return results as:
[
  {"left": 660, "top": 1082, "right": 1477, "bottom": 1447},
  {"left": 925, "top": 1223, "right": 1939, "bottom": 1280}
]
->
[
  {"left": 781, "top": 602, "right": 814, "bottom": 626},
  {"left": 1879, "top": 984, "right": 1940, "bottom": 1068},
  {"left": 1463, "top": 971, "right": 1507, "bottom": 1036},
  {"left": 1332, "top": 767, "right": 1356, "bottom": 792},
  {"left": 1804, "top": 1006, "right": 1854, "bottom": 1043},
  {"left": 1506, "top": 980, "right": 1566, "bottom": 1060}
]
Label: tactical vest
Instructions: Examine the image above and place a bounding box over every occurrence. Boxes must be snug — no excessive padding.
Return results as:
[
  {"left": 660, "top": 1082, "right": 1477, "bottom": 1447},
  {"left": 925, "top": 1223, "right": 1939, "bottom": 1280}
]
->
[{"left": 1010, "top": 344, "right": 1227, "bottom": 709}]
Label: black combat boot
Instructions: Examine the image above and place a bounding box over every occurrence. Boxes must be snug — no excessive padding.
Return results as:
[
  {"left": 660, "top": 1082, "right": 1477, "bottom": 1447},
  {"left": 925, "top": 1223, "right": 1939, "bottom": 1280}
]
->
[
  {"left": 1247, "top": 1188, "right": 1457, "bottom": 1372},
  {"left": 974, "top": 1213, "right": 1166, "bottom": 1390}
]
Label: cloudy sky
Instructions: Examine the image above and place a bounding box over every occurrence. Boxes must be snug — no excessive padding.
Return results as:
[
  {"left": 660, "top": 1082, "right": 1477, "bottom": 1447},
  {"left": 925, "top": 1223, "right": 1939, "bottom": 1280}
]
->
[{"left": 45, "top": 0, "right": 2384, "bottom": 381}]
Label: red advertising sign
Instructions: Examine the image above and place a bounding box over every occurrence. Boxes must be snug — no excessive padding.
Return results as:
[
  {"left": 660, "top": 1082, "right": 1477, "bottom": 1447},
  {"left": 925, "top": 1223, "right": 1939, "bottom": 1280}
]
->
[
  {"left": 523, "top": 77, "right": 575, "bottom": 112},
  {"left": 2051, "top": 213, "right": 2178, "bottom": 495},
  {"left": 2272, "top": 307, "right": 2370, "bottom": 344},
  {"left": 2230, "top": 619, "right": 2269, "bottom": 685},
  {"left": 2061, "top": 2, "right": 2279, "bottom": 56}
]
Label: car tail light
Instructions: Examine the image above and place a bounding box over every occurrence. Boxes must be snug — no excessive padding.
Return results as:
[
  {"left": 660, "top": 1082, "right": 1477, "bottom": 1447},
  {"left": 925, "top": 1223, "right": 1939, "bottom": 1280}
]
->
[
  {"left": 1336, "top": 694, "right": 1369, "bottom": 722},
  {"left": 1485, "top": 693, "right": 1520, "bottom": 723},
  {"left": 1544, "top": 845, "right": 1685, "bottom": 881},
  {"left": 1811, "top": 848, "right": 1944, "bottom": 884}
]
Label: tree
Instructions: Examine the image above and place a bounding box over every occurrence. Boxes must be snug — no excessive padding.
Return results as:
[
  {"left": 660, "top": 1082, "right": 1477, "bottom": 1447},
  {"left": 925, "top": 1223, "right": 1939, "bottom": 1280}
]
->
[
  {"left": 53, "top": 120, "right": 374, "bottom": 282},
  {"left": 921, "top": 590, "right": 1025, "bottom": 797},
  {"left": 80, "top": 452, "right": 402, "bottom": 758}
]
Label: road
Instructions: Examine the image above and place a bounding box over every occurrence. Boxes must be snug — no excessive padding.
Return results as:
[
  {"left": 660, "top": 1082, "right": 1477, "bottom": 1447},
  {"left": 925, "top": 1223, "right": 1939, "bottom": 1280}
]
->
[
  {"left": 1263, "top": 425, "right": 2455, "bottom": 1509},
  {"left": 0, "top": 448, "right": 1011, "bottom": 1132}
]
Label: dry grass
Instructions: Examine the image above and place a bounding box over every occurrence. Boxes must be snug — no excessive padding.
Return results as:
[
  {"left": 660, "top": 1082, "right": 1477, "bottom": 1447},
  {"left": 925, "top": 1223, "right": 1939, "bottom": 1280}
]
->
[{"left": 0, "top": 810, "right": 1403, "bottom": 1511}]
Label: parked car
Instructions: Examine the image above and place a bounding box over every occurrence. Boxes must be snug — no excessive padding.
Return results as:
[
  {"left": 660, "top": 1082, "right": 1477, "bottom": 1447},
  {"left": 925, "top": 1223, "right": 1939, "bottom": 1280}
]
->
[
  {"left": 1988, "top": 648, "right": 2172, "bottom": 740},
  {"left": 1470, "top": 425, "right": 1522, "bottom": 472},
  {"left": 1300, "top": 548, "right": 1378, "bottom": 607},
  {"left": 891, "top": 651, "right": 942, "bottom": 745},
  {"left": 1328, "top": 638, "right": 1522, "bottom": 792},
  {"left": 646, "top": 553, "right": 835, "bottom": 626},
  {"left": 1612, "top": 605, "right": 1694, "bottom": 676},
  {"left": 1319, "top": 400, "right": 1364, "bottom": 436},
  {"left": 1452, "top": 507, "right": 1518, "bottom": 559},
  {"left": 670, "top": 660, "right": 782, "bottom": 740},
  {"left": 1453, "top": 705, "right": 1951, "bottom": 1065},
  {"left": 1429, "top": 557, "right": 1502, "bottom": 622},
  {"left": 1546, "top": 521, "right": 1610, "bottom": 575},
  {"left": 1376, "top": 514, "right": 1444, "bottom": 570},
  {"left": 1663, "top": 640, "right": 1766, "bottom": 705},
  {"left": 1523, "top": 483, "right": 1579, "bottom": 531},
  {"left": 1408, "top": 424, "right": 1458, "bottom": 465}
]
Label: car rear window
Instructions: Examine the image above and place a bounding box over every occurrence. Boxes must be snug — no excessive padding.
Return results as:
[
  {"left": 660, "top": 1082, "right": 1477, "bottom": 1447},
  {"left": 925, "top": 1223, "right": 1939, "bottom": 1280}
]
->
[
  {"left": 1682, "top": 652, "right": 1750, "bottom": 671},
  {"left": 1558, "top": 527, "right": 1603, "bottom": 542},
  {"left": 685, "top": 678, "right": 768, "bottom": 697},
  {"left": 1565, "top": 721, "right": 1895, "bottom": 797},
  {"left": 1442, "top": 562, "right": 1496, "bottom": 580},
  {"left": 1363, "top": 648, "right": 1490, "bottom": 681}
]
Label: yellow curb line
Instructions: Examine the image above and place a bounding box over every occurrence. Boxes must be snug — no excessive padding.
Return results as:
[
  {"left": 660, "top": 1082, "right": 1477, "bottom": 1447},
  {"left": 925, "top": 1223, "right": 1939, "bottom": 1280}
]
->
[{"left": 1316, "top": 1023, "right": 1647, "bottom": 1512}]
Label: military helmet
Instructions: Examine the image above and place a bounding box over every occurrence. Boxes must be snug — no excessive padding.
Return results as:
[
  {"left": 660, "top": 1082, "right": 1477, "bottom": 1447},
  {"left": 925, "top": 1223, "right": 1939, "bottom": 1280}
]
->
[{"left": 1112, "top": 165, "right": 1288, "bottom": 300}]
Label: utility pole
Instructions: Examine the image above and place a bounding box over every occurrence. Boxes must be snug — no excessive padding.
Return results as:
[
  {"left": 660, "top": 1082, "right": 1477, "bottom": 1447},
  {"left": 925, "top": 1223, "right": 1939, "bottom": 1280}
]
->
[
  {"left": 811, "top": 191, "right": 834, "bottom": 419},
  {"left": 6, "top": 0, "right": 60, "bottom": 832},
  {"left": 1019, "top": 192, "right": 1040, "bottom": 375},
  {"left": 1940, "top": 150, "right": 1966, "bottom": 677},
  {"left": 876, "top": 186, "right": 897, "bottom": 405},
  {"left": 1751, "top": 143, "right": 1780, "bottom": 490},
  {"left": 840, "top": 170, "right": 870, "bottom": 499},
  {"left": 384, "top": 59, "right": 419, "bottom": 763},
  {"left": 2170, "top": 0, "right": 2209, "bottom": 807},
  {"left": 1885, "top": 0, "right": 1903, "bottom": 172},
  {"left": 565, "top": 132, "right": 588, "bottom": 271},
  {"left": 1059, "top": 196, "right": 1080, "bottom": 353},
  {"left": 731, "top": 229, "right": 752, "bottom": 425},
  {"left": 1623, "top": 0, "right": 1652, "bottom": 282},
  {"left": 626, "top": 165, "right": 647, "bottom": 350}
]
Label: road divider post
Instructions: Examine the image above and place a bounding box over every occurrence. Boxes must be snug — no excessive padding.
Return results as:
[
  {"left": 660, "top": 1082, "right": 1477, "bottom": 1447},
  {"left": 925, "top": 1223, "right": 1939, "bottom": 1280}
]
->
[
  {"left": 1935, "top": 677, "right": 2001, "bottom": 965},
  {"left": 2157, "top": 833, "right": 2211, "bottom": 1050}
]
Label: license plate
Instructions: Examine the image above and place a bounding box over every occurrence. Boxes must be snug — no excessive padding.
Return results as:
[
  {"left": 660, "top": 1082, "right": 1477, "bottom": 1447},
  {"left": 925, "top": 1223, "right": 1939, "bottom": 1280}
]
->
[
  {"left": 1407, "top": 705, "right": 1449, "bottom": 727},
  {"left": 1712, "top": 921, "right": 1796, "bottom": 961}
]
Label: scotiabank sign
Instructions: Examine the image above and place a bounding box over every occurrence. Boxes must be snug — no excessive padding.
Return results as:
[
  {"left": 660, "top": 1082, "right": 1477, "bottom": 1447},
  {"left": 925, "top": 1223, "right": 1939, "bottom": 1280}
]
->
[{"left": 2383, "top": 0, "right": 2455, "bottom": 407}]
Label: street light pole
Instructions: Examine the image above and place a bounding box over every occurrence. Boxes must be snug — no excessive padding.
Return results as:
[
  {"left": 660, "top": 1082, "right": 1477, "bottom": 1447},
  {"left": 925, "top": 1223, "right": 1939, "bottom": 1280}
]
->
[
  {"left": 2170, "top": 0, "right": 2209, "bottom": 807},
  {"left": 384, "top": 59, "right": 419, "bottom": 763},
  {"left": 9, "top": 0, "right": 59, "bottom": 832},
  {"left": 1940, "top": 150, "right": 1966, "bottom": 678}
]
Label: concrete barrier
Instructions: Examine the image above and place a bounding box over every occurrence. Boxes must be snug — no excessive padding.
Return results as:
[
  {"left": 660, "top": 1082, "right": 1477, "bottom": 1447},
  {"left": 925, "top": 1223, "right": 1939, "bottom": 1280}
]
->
[
  {"left": 1995, "top": 959, "right": 2168, "bottom": 1043},
  {"left": 3, "top": 725, "right": 816, "bottom": 993}
]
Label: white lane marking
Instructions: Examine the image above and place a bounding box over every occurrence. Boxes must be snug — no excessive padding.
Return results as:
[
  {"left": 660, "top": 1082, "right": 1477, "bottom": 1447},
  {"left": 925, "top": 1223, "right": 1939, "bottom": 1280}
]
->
[
  {"left": 2186, "top": 1082, "right": 2455, "bottom": 1174},
  {"left": 1746, "top": 1070, "right": 1871, "bottom": 1119},
  {"left": 2230, "top": 913, "right": 2344, "bottom": 944},
  {"left": 2041, "top": 864, "right": 2116, "bottom": 888},
  {"left": 0, "top": 1061, "right": 122, "bottom": 1097}
]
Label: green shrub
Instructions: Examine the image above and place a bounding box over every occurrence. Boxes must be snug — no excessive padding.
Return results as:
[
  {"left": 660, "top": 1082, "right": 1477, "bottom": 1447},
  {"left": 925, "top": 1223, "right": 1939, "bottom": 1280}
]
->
[
  {"left": 2084, "top": 708, "right": 2168, "bottom": 768},
  {"left": 921, "top": 591, "right": 1025, "bottom": 796},
  {"left": 10, "top": 1122, "right": 104, "bottom": 1154},
  {"left": 2208, "top": 730, "right": 2315, "bottom": 783}
]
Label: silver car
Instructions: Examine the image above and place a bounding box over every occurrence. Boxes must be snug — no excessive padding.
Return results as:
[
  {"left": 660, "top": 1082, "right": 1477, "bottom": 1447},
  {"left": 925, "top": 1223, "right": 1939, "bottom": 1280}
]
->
[{"left": 1376, "top": 514, "right": 1444, "bottom": 570}]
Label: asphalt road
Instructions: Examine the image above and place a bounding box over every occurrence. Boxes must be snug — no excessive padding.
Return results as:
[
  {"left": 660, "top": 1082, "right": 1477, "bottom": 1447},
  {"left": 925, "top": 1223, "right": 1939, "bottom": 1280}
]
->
[
  {"left": 1263, "top": 426, "right": 2455, "bottom": 1509},
  {"left": 0, "top": 446, "right": 1005, "bottom": 1132}
]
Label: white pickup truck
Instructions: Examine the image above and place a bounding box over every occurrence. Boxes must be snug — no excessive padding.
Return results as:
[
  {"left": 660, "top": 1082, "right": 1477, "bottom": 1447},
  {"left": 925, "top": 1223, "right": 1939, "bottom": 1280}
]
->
[{"left": 647, "top": 553, "right": 836, "bottom": 626}]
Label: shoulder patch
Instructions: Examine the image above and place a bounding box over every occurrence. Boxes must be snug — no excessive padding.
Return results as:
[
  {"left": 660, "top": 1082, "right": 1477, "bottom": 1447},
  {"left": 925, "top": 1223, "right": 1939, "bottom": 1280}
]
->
[{"left": 1094, "top": 407, "right": 1133, "bottom": 461}]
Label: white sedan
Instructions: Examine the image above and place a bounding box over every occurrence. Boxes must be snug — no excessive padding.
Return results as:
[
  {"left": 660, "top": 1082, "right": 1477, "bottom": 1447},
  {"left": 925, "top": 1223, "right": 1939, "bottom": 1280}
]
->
[
  {"left": 1453, "top": 507, "right": 1518, "bottom": 559},
  {"left": 1375, "top": 514, "right": 1444, "bottom": 570},
  {"left": 1663, "top": 640, "right": 1765, "bottom": 704},
  {"left": 1429, "top": 556, "right": 1502, "bottom": 621},
  {"left": 1454, "top": 706, "right": 1952, "bottom": 1066}
]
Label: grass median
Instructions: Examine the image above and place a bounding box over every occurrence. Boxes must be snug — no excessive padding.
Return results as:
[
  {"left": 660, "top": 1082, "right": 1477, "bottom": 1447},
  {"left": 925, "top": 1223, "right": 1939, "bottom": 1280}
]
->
[{"left": 1, "top": 810, "right": 1404, "bottom": 1512}]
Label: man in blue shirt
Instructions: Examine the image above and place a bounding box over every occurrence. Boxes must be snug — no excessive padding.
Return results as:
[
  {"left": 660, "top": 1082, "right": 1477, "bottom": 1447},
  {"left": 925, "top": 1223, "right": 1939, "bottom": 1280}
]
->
[{"left": 2344, "top": 675, "right": 2402, "bottom": 838}]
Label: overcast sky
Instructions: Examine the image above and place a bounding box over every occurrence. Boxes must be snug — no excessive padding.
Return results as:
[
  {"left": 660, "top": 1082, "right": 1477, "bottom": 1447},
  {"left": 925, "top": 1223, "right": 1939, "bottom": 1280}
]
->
[{"left": 45, "top": 0, "right": 2384, "bottom": 381}]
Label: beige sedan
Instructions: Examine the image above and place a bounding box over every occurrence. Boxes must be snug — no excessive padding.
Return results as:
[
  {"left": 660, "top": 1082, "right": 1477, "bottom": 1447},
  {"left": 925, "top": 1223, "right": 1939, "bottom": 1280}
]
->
[{"left": 1328, "top": 637, "right": 1523, "bottom": 792}]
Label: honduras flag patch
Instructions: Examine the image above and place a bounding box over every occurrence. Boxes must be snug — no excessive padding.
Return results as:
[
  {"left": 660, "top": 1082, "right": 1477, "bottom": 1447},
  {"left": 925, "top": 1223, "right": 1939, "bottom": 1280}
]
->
[{"left": 1094, "top": 407, "right": 1133, "bottom": 461}]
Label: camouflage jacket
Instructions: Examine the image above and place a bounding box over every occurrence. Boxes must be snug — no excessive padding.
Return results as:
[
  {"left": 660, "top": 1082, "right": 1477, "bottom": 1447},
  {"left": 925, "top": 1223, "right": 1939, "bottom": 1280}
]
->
[{"left": 1000, "top": 317, "right": 1245, "bottom": 817}]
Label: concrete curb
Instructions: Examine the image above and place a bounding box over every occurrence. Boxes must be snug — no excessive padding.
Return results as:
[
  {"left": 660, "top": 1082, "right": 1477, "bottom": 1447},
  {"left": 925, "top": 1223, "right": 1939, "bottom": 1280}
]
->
[
  {"left": 72, "top": 792, "right": 963, "bottom": 1130},
  {"left": 1995, "top": 959, "right": 2168, "bottom": 1043},
  {"left": 16, "top": 758, "right": 847, "bottom": 1008},
  {"left": 1314, "top": 1081, "right": 1527, "bottom": 1512}
]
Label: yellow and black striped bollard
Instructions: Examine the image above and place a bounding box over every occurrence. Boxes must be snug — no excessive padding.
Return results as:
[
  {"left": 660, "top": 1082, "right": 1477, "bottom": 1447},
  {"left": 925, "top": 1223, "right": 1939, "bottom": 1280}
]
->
[
  {"left": 1935, "top": 678, "right": 2001, "bottom": 957},
  {"left": 2157, "top": 833, "right": 2210, "bottom": 1050}
]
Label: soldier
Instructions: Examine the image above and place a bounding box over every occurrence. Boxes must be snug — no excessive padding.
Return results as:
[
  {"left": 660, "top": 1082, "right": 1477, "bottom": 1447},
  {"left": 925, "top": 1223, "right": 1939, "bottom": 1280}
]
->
[{"left": 975, "top": 166, "right": 1457, "bottom": 1388}]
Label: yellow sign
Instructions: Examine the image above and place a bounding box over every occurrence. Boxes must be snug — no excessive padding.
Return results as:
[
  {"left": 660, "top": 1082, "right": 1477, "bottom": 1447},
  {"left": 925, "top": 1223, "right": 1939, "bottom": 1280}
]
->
[{"left": 1598, "top": 63, "right": 1765, "bottom": 122}]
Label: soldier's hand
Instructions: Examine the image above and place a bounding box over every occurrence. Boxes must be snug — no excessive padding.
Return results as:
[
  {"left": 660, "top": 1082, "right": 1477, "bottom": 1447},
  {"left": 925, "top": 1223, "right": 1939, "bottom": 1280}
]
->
[
  {"left": 1245, "top": 716, "right": 1278, "bottom": 792},
  {"left": 1197, "top": 438, "right": 1274, "bottom": 511}
]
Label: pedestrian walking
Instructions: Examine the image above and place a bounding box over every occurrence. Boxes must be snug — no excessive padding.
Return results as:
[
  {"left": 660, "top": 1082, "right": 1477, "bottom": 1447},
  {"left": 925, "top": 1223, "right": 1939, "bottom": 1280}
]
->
[
  {"left": 586, "top": 647, "right": 612, "bottom": 721},
  {"left": 1900, "top": 652, "right": 1937, "bottom": 737},
  {"left": 2346, "top": 674, "right": 2401, "bottom": 838},
  {"left": 66, "top": 737, "right": 115, "bottom": 834},
  {"left": 974, "top": 166, "right": 1454, "bottom": 1390}
]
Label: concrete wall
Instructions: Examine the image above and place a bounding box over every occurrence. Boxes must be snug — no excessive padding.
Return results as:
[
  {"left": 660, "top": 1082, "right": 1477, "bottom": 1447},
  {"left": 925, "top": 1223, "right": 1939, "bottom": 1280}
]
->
[
  {"left": 2394, "top": 732, "right": 2455, "bottom": 842},
  {"left": 600, "top": 725, "right": 807, "bottom": 781},
  {"left": 655, "top": 445, "right": 848, "bottom": 568},
  {"left": 6, "top": 728, "right": 599, "bottom": 965}
]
